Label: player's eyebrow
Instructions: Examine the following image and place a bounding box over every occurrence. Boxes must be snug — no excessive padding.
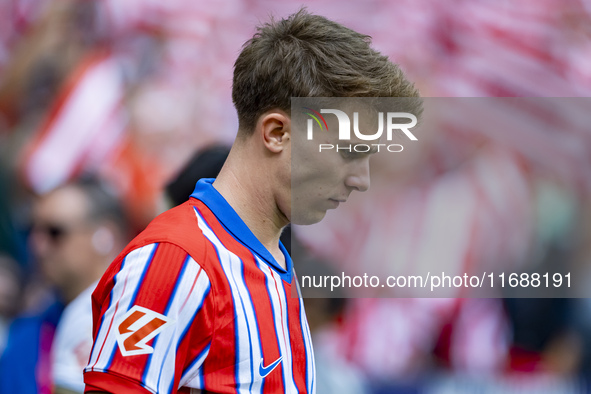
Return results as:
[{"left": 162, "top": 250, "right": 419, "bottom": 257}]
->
[
  {"left": 351, "top": 144, "right": 379, "bottom": 155},
  {"left": 340, "top": 144, "right": 379, "bottom": 159}
]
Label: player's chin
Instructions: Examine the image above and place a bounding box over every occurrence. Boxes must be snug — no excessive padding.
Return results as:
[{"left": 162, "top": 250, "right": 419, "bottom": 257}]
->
[{"left": 290, "top": 210, "right": 327, "bottom": 226}]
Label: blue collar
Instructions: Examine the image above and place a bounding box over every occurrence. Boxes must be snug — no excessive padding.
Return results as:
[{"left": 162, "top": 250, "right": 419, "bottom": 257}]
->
[{"left": 190, "top": 178, "right": 292, "bottom": 282}]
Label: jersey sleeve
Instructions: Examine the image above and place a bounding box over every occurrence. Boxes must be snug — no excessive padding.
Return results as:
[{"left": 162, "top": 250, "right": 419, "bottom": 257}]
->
[{"left": 83, "top": 242, "right": 214, "bottom": 394}]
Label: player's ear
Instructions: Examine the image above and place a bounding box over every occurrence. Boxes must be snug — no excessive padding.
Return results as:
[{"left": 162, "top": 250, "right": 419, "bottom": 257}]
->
[{"left": 260, "top": 110, "right": 290, "bottom": 153}]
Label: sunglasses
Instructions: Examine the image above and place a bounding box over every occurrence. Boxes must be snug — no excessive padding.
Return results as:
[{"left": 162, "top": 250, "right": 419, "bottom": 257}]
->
[{"left": 31, "top": 222, "right": 85, "bottom": 244}]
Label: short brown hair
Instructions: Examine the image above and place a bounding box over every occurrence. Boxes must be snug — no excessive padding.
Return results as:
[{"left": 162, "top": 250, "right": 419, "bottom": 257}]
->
[{"left": 232, "top": 8, "right": 421, "bottom": 135}]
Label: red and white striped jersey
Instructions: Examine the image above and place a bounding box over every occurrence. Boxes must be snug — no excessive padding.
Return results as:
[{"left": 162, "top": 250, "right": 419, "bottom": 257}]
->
[{"left": 84, "top": 178, "right": 315, "bottom": 393}]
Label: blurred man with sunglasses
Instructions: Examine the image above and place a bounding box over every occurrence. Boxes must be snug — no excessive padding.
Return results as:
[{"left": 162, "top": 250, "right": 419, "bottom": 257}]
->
[
  {"left": 30, "top": 178, "right": 128, "bottom": 309},
  {"left": 0, "top": 177, "right": 128, "bottom": 394}
]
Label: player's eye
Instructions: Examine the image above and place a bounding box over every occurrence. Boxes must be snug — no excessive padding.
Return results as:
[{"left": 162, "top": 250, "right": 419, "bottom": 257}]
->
[
  {"left": 339, "top": 150, "right": 357, "bottom": 160},
  {"left": 339, "top": 148, "right": 373, "bottom": 161}
]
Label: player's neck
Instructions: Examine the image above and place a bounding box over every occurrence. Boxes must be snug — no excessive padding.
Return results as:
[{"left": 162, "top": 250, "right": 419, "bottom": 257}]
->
[{"left": 213, "top": 160, "right": 287, "bottom": 269}]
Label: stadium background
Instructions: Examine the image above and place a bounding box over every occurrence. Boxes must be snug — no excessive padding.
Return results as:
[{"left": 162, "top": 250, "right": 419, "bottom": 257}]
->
[{"left": 1, "top": 0, "right": 591, "bottom": 393}]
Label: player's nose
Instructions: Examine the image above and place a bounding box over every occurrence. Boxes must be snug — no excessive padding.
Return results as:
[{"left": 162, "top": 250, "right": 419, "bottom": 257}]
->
[{"left": 345, "top": 160, "right": 370, "bottom": 192}]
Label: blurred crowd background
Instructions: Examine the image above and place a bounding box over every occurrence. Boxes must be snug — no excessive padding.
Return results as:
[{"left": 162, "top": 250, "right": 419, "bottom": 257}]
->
[{"left": 1, "top": 0, "right": 591, "bottom": 393}]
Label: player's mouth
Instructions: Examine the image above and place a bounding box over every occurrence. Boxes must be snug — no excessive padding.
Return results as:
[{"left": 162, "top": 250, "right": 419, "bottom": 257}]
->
[{"left": 328, "top": 198, "right": 346, "bottom": 208}]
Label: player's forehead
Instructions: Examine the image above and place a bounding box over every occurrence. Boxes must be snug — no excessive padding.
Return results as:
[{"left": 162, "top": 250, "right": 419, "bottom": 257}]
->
[{"left": 296, "top": 98, "right": 381, "bottom": 131}]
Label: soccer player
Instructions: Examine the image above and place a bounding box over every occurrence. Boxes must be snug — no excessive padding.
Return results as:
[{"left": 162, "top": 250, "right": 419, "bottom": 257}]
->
[{"left": 84, "top": 8, "right": 420, "bottom": 394}]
